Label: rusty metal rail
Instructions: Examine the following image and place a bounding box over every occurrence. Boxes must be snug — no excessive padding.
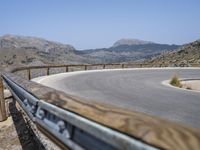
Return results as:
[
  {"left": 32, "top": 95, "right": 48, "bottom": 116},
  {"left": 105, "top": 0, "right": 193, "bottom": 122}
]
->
[{"left": 1, "top": 63, "right": 200, "bottom": 150}]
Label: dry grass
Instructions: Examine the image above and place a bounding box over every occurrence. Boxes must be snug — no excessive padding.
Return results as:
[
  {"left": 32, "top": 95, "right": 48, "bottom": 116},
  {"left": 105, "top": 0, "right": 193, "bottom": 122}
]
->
[{"left": 170, "top": 75, "right": 182, "bottom": 88}]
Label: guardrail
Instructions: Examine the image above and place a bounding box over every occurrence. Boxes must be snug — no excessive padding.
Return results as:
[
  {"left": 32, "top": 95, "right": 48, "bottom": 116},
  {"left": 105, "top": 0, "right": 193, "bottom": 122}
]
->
[{"left": 0, "top": 63, "right": 200, "bottom": 150}]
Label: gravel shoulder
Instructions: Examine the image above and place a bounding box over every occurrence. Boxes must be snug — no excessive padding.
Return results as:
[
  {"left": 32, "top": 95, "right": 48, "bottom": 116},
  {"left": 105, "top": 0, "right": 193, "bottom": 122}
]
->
[
  {"left": 0, "top": 91, "right": 61, "bottom": 150},
  {"left": 0, "top": 97, "right": 45, "bottom": 150}
]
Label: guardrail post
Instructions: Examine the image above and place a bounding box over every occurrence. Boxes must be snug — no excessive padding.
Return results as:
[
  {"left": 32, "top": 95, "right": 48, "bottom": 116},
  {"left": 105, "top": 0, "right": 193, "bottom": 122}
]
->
[
  {"left": 28, "top": 69, "right": 31, "bottom": 80},
  {"left": 0, "top": 76, "right": 7, "bottom": 121},
  {"left": 66, "top": 66, "right": 68, "bottom": 72},
  {"left": 121, "top": 64, "right": 124, "bottom": 68},
  {"left": 47, "top": 67, "right": 50, "bottom": 75}
]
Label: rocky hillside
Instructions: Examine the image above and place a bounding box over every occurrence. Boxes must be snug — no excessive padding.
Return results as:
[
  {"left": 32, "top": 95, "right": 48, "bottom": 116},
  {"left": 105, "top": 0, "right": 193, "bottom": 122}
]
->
[
  {"left": 0, "top": 35, "right": 94, "bottom": 67},
  {"left": 147, "top": 40, "right": 200, "bottom": 66},
  {"left": 0, "top": 35, "right": 182, "bottom": 67},
  {"left": 80, "top": 39, "right": 180, "bottom": 63},
  {"left": 0, "top": 34, "right": 75, "bottom": 53}
]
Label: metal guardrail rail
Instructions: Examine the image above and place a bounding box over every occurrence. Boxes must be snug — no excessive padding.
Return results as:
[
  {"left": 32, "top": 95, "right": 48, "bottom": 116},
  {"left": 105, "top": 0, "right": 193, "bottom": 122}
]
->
[{"left": 1, "top": 63, "right": 200, "bottom": 150}]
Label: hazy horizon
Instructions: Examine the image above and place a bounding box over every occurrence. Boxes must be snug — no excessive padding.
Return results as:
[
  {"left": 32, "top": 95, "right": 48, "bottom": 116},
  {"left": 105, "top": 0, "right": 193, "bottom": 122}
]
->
[{"left": 0, "top": 0, "right": 200, "bottom": 49}]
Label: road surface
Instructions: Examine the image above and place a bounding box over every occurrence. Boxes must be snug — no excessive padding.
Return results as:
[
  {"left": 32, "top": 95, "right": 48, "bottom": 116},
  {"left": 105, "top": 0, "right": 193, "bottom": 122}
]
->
[{"left": 33, "top": 68, "right": 200, "bottom": 128}]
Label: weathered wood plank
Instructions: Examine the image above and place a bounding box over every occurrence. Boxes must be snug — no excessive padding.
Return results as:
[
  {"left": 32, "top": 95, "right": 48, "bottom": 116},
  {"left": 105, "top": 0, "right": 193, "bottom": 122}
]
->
[
  {"left": 3, "top": 71, "right": 200, "bottom": 150},
  {"left": 0, "top": 76, "right": 7, "bottom": 121}
]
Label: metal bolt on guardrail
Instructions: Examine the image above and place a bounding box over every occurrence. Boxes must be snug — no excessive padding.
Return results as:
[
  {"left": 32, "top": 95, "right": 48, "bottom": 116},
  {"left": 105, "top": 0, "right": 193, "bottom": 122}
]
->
[
  {"left": 38, "top": 109, "right": 45, "bottom": 119},
  {"left": 57, "top": 120, "right": 66, "bottom": 132},
  {"left": 24, "top": 99, "right": 28, "bottom": 106}
]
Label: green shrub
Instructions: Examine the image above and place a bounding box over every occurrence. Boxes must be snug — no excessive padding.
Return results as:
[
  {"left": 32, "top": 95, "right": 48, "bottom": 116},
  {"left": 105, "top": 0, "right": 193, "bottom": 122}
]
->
[{"left": 170, "top": 75, "right": 182, "bottom": 88}]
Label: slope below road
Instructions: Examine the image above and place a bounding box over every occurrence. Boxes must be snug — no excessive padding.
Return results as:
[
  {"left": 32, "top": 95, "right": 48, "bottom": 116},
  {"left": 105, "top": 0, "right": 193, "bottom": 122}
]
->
[{"left": 33, "top": 68, "right": 200, "bottom": 128}]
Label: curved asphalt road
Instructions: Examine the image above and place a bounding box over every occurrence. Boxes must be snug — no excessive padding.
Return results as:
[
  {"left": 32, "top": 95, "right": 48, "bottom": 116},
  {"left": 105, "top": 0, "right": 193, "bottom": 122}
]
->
[{"left": 33, "top": 68, "right": 200, "bottom": 128}]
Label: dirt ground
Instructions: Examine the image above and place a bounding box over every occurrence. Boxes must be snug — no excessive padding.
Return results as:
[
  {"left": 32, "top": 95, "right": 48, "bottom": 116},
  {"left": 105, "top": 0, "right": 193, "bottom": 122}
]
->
[
  {"left": 181, "top": 80, "right": 200, "bottom": 91},
  {"left": 0, "top": 97, "right": 45, "bottom": 150},
  {"left": 0, "top": 90, "right": 61, "bottom": 150}
]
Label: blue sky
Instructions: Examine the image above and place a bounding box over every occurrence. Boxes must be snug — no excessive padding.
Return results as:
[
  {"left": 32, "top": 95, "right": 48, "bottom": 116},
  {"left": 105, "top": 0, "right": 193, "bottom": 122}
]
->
[{"left": 0, "top": 0, "right": 200, "bottom": 49}]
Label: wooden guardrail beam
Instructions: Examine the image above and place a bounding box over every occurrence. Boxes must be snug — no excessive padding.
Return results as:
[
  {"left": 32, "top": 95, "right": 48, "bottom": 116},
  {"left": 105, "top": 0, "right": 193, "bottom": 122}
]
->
[{"left": 6, "top": 63, "right": 200, "bottom": 74}]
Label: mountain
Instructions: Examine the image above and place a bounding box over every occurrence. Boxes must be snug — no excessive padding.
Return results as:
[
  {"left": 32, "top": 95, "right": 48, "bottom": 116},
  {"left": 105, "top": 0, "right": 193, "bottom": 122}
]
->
[
  {"left": 80, "top": 39, "right": 180, "bottom": 63},
  {"left": 0, "top": 34, "right": 92, "bottom": 66},
  {"left": 112, "top": 38, "right": 153, "bottom": 47},
  {"left": 146, "top": 40, "right": 200, "bottom": 65},
  {"left": 0, "top": 34, "right": 75, "bottom": 53},
  {"left": 0, "top": 35, "right": 182, "bottom": 67}
]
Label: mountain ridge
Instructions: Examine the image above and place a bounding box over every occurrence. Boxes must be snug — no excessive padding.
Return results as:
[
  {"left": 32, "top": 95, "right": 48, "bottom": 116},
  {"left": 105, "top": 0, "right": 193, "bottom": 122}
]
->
[
  {"left": 112, "top": 38, "right": 154, "bottom": 47},
  {"left": 81, "top": 42, "right": 180, "bottom": 63},
  {"left": 0, "top": 34, "right": 75, "bottom": 53},
  {"left": 0, "top": 34, "right": 184, "bottom": 66},
  {"left": 0, "top": 34, "right": 91, "bottom": 66}
]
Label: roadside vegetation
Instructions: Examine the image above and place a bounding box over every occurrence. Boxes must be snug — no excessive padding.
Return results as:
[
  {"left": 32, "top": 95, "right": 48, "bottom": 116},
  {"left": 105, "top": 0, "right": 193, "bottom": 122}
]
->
[{"left": 170, "top": 75, "right": 182, "bottom": 88}]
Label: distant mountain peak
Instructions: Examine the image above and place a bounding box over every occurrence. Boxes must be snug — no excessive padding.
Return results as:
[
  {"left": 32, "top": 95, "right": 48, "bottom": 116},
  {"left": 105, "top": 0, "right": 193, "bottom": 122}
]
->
[{"left": 112, "top": 38, "right": 154, "bottom": 47}]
